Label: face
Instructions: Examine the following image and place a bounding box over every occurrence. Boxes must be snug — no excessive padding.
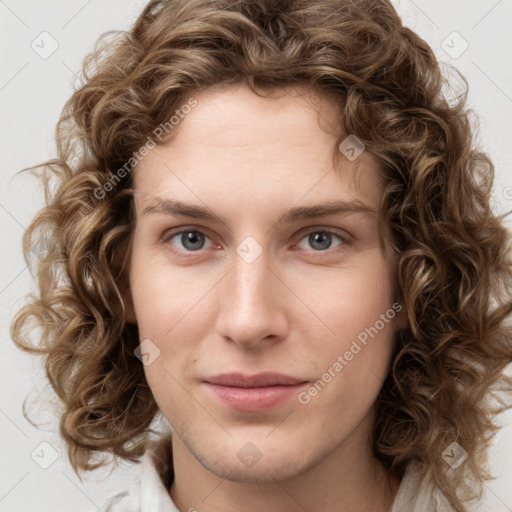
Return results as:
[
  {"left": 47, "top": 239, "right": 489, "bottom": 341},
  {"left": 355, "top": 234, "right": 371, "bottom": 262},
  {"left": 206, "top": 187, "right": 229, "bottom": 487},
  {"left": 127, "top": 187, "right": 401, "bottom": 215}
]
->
[{"left": 128, "top": 83, "right": 403, "bottom": 482}]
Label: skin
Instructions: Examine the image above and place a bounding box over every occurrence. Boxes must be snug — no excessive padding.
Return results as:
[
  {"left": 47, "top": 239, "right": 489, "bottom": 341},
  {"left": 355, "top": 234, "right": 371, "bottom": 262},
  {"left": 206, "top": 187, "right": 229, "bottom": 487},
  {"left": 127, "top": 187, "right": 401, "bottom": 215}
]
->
[{"left": 128, "top": 83, "right": 406, "bottom": 512}]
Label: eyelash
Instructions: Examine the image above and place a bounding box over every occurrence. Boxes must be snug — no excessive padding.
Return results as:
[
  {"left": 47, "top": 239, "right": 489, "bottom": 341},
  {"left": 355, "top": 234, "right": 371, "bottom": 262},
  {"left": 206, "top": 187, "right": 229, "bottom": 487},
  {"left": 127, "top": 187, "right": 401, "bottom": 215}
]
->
[{"left": 160, "top": 226, "right": 350, "bottom": 256}]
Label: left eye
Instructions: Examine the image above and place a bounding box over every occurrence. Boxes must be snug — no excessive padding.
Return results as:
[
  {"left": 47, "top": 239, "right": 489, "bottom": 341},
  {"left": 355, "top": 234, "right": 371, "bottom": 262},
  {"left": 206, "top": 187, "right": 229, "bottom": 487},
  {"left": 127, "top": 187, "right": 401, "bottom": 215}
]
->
[{"left": 296, "top": 229, "right": 345, "bottom": 251}]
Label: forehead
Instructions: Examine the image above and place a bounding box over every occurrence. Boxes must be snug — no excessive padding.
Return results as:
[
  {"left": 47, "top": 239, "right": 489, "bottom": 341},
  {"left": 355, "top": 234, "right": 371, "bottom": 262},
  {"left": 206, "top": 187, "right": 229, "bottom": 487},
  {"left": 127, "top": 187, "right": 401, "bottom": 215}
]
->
[
  {"left": 174, "top": 83, "right": 340, "bottom": 144},
  {"left": 133, "top": 83, "right": 383, "bottom": 211}
]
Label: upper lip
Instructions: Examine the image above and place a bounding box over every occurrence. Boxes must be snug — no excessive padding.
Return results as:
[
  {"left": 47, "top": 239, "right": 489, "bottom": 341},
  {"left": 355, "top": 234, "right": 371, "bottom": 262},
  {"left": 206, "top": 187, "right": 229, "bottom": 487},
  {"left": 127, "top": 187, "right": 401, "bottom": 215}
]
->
[{"left": 204, "top": 372, "right": 306, "bottom": 388}]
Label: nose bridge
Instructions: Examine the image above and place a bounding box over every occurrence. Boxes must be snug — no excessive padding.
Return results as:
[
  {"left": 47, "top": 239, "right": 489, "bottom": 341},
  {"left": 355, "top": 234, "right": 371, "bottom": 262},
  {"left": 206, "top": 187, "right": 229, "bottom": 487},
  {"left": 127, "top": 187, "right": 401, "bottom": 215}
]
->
[
  {"left": 232, "top": 251, "right": 271, "bottom": 309},
  {"left": 215, "top": 242, "right": 287, "bottom": 347}
]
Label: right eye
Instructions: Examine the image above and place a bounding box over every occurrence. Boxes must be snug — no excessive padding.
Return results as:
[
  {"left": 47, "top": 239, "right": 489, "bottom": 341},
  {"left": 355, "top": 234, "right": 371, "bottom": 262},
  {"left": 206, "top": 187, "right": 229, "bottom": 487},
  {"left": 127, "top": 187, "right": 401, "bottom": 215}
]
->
[{"left": 161, "top": 228, "right": 217, "bottom": 253}]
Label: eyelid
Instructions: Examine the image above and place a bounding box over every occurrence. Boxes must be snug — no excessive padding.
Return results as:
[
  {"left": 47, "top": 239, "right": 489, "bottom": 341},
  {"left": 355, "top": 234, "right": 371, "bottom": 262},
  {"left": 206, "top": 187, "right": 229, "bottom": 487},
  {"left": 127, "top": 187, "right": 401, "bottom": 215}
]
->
[
  {"left": 296, "top": 225, "right": 352, "bottom": 242},
  {"left": 160, "top": 225, "right": 219, "bottom": 248}
]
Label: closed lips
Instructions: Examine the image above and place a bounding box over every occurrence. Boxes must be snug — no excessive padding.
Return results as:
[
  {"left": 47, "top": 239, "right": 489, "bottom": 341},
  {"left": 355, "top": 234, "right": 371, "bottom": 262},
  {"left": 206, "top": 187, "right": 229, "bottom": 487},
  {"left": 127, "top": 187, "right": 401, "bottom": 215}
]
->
[{"left": 204, "top": 372, "right": 307, "bottom": 387}]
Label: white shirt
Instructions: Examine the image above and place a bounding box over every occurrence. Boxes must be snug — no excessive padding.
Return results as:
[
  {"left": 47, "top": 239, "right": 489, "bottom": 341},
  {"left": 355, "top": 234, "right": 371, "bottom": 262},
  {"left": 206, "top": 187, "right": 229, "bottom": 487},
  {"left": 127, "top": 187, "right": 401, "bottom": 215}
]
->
[{"left": 102, "top": 437, "right": 454, "bottom": 511}]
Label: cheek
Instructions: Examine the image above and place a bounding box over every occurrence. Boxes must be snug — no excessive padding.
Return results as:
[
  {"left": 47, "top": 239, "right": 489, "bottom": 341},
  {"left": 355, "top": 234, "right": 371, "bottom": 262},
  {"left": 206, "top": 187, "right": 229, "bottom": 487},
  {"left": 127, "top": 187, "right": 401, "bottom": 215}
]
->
[
  {"left": 301, "top": 250, "right": 396, "bottom": 342},
  {"left": 129, "top": 243, "right": 217, "bottom": 339},
  {"left": 296, "top": 275, "right": 397, "bottom": 430},
  {"left": 294, "top": 250, "right": 398, "bottom": 401},
  {"left": 128, "top": 252, "right": 202, "bottom": 399}
]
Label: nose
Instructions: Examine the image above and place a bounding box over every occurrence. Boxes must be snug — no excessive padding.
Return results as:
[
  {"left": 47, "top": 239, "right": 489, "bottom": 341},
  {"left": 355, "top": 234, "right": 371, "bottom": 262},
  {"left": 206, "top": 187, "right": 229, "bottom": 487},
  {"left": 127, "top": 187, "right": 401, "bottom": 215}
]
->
[{"left": 215, "top": 248, "right": 289, "bottom": 348}]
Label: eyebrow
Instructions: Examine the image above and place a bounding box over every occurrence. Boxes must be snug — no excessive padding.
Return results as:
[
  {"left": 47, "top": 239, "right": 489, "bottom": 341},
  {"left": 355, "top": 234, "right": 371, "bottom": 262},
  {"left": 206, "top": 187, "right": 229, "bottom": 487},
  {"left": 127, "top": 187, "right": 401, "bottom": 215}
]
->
[{"left": 141, "top": 198, "right": 377, "bottom": 225}]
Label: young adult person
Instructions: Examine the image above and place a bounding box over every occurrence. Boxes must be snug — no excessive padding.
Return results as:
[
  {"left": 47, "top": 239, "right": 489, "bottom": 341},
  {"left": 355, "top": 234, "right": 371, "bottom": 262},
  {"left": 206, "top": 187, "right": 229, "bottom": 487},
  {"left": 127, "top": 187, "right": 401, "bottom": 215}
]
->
[{"left": 12, "top": 1, "right": 512, "bottom": 510}]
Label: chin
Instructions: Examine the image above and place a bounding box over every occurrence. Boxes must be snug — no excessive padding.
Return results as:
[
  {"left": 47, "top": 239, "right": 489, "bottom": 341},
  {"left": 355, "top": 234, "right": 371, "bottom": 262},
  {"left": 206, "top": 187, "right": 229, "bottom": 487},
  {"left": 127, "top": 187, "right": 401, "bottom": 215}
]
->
[{"left": 187, "top": 433, "right": 322, "bottom": 483}]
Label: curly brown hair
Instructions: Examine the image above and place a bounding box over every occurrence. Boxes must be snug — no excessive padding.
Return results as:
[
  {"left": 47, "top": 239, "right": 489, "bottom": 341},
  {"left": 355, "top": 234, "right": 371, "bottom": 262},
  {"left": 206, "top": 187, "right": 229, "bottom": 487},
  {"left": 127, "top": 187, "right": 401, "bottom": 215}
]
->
[{"left": 11, "top": 0, "right": 512, "bottom": 509}]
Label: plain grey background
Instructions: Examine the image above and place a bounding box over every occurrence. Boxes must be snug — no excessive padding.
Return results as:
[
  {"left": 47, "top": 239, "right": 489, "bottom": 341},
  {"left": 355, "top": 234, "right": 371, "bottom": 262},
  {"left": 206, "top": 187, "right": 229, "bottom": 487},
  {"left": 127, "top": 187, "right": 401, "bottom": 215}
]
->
[{"left": 1, "top": 1, "right": 512, "bottom": 511}]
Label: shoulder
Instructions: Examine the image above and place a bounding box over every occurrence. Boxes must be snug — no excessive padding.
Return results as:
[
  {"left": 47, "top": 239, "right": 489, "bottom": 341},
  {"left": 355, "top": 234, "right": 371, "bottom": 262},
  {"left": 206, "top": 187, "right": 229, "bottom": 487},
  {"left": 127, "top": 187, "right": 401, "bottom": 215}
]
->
[
  {"left": 102, "top": 490, "right": 139, "bottom": 512},
  {"left": 98, "top": 436, "right": 178, "bottom": 512},
  {"left": 391, "top": 461, "right": 454, "bottom": 512}
]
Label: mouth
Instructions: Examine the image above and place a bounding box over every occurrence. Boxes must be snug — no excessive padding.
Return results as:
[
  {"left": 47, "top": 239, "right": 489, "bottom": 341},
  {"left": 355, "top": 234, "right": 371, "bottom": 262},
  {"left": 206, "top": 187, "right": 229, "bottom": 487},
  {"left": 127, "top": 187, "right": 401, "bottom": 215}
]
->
[{"left": 203, "top": 372, "right": 308, "bottom": 412}]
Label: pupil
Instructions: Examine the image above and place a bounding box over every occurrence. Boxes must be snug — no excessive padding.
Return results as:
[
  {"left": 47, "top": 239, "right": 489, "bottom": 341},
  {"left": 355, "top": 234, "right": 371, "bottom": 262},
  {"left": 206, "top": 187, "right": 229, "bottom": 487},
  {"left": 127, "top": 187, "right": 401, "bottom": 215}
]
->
[
  {"left": 183, "top": 231, "right": 203, "bottom": 250},
  {"left": 310, "top": 231, "right": 331, "bottom": 250}
]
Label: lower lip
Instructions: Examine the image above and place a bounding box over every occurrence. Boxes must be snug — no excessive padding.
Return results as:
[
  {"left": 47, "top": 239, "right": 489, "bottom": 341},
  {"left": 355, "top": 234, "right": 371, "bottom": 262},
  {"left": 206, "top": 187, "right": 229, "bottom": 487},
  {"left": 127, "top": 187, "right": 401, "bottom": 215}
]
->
[{"left": 204, "top": 382, "right": 307, "bottom": 412}]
